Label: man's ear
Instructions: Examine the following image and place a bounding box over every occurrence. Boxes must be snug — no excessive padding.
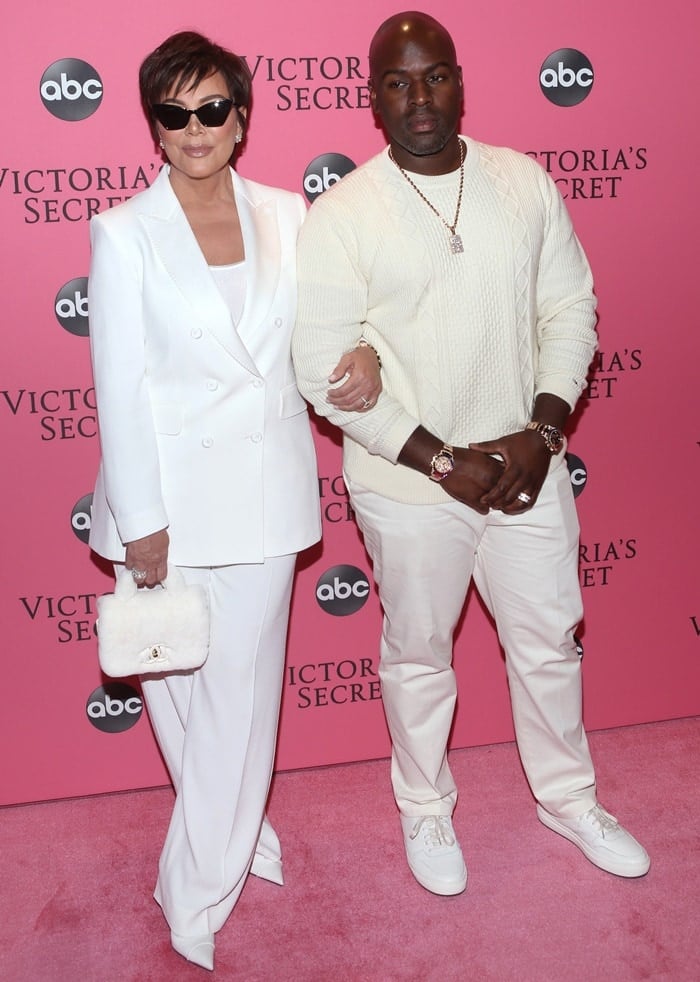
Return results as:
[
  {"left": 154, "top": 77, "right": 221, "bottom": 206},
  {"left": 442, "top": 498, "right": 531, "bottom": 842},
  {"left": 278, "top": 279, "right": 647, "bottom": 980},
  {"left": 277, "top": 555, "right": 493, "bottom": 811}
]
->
[{"left": 368, "top": 79, "right": 377, "bottom": 112}]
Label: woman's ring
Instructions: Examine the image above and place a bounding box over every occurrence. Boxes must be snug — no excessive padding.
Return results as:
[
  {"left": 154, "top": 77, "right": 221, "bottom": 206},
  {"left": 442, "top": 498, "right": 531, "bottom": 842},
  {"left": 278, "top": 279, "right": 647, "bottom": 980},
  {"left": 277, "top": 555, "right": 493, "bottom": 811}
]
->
[
  {"left": 130, "top": 568, "right": 147, "bottom": 582},
  {"left": 360, "top": 396, "right": 372, "bottom": 409},
  {"left": 517, "top": 491, "right": 531, "bottom": 504}
]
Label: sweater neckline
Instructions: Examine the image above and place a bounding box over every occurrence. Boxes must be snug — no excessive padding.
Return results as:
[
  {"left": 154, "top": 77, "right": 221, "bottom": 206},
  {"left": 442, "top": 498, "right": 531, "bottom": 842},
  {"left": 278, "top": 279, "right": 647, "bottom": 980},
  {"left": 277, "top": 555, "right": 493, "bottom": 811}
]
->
[{"left": 383, "top": 135, "right": 478, "bottom": 185}]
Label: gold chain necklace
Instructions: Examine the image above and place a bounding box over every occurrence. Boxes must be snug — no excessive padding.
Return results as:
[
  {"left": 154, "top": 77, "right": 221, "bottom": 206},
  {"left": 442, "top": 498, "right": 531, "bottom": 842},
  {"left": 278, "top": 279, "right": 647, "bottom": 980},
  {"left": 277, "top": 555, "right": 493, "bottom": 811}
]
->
[{"left": 388, "top": 138, "right": 465, "bottom": 254}]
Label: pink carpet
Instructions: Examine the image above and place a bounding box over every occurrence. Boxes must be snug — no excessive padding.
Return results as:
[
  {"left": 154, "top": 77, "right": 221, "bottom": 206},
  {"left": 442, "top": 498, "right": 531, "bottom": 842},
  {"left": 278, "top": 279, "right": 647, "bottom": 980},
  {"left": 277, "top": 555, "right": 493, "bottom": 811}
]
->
[{"left": 1, "top": 717, "right": 698, "bottom": 981}]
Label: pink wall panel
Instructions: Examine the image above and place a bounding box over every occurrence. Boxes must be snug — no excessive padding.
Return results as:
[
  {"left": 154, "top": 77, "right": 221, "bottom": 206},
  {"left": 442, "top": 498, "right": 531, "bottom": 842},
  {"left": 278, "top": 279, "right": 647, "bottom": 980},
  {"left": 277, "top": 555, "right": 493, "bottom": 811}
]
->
[{"left": 2, "top": 0, "right": 698, "bottom": 804}]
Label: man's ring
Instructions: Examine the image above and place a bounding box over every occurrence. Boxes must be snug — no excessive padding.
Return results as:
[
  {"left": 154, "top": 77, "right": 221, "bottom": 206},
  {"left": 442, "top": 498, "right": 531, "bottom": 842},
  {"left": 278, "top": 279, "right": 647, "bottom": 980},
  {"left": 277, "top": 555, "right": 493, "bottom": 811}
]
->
[
  {"left": 130, "top": 568, "right": 147, "bottom": 582},
  {"left": 360, "top": 396, "right": 372, "bottom": 409},
  {"left": 517, "top": 491, "right": 531, "bottom": 504}
]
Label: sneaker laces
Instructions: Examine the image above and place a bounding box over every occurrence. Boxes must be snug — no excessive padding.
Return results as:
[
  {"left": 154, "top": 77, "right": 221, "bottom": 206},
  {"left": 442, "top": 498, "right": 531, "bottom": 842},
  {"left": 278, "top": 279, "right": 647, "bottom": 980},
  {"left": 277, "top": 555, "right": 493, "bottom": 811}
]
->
[
  {"left": 410, "top": 816, "right": 455, "bottom": 848},
  {"left": 585, "top": 805, "right": 619, "bottom": 838}
]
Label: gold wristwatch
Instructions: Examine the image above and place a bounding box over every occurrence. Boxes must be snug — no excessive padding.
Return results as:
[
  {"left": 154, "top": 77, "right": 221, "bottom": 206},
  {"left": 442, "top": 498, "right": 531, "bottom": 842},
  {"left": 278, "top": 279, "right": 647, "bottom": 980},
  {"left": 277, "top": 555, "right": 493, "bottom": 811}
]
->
[
  {"left": 429, "top": 444, "right": 455, "bottom": 482},
  {"left": 525, "top": 421, "right": 564, "bottom": 454}
]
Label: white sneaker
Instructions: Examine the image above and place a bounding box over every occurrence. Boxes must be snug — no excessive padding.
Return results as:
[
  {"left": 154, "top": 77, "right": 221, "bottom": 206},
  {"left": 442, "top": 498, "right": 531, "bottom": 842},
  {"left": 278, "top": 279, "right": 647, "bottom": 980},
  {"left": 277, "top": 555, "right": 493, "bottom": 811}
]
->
[
  {"left": 400, "top": 814, "right": 468, "bottom": 895},
  {"left": 537, "top": 803, "right": 650, "bottom": 878}
]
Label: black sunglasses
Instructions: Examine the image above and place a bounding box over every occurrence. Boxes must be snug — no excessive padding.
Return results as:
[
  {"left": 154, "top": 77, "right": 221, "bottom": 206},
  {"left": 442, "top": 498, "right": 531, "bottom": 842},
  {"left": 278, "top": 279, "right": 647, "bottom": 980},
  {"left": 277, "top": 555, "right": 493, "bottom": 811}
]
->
[{"left": 152, "top": 98, "right": 234, "bottom": 130}]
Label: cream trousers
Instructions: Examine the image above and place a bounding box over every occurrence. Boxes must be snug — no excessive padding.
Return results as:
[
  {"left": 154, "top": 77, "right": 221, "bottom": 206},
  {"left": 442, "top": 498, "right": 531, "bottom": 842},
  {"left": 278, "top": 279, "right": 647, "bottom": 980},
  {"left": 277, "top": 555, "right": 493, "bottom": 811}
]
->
[{"left": 347, "top": 455, "right": 597, "bottom": 821}]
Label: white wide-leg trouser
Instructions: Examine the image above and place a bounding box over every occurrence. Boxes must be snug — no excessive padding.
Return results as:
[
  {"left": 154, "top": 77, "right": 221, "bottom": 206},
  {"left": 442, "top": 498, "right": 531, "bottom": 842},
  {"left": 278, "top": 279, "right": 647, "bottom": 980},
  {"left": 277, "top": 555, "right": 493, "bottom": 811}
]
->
[
  {"left": 347, "top": 455, "right": 597, "bottom": 821},
  {"left": 137, "top": 556, "right": 296, "bottom": 937}
]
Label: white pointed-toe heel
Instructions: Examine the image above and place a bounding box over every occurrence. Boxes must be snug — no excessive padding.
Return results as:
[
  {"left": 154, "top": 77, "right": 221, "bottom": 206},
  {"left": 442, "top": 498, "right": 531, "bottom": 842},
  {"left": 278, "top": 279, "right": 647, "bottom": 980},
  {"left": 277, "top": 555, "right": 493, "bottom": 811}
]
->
[
  {"left": 171, "top": 931, "right": 215, "bottom": 971},
  {"left": 250, "top": 851, "right": 284, "bottom": 885}
]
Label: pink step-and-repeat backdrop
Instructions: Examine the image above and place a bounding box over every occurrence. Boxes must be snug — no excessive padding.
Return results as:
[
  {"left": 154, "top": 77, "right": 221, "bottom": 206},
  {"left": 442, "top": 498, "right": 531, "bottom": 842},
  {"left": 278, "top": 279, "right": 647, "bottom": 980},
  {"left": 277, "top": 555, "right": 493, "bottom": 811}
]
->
[{"left": 2, "top": 1, "right": 698, "bottom": 805}]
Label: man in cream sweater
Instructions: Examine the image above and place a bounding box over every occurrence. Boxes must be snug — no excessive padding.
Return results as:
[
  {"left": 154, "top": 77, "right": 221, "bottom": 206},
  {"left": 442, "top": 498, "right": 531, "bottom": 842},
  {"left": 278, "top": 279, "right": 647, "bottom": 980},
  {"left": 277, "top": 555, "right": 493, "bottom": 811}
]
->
[{"left": 292, "top": 11, "right": 649, "bottom": 894}]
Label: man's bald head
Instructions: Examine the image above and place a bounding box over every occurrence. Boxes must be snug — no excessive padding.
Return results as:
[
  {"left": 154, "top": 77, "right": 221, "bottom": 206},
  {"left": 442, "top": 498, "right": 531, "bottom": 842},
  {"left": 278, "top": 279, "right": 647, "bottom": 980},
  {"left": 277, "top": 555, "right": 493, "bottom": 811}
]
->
[{"left": 369, "top": 11, "right": 457, "bottom": 80}]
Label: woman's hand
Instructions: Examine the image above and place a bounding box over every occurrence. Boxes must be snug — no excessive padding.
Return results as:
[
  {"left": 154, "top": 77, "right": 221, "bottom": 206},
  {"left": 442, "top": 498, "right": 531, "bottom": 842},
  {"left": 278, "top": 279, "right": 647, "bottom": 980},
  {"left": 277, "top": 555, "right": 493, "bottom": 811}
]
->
[
  {"left": 326, "top": 343, "right": 382, "bottom": 412},
  {"left": 124, "top": 528, "right": 170, "bottom": 587}
]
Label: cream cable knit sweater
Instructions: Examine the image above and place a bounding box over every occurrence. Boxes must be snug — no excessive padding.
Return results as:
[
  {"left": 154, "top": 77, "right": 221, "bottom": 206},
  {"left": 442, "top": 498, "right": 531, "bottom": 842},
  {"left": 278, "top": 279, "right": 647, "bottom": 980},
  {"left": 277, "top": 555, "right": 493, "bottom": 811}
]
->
[{"left": 292, "top": 137, "right": 598, "bottom": 504}]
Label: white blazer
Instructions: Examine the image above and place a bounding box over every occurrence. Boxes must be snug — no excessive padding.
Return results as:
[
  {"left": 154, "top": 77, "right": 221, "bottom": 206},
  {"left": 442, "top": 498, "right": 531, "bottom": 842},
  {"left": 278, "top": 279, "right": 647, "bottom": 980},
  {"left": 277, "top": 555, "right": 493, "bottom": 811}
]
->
[{"left": 88, "top": 166, "right": 321, "bottom": 566}]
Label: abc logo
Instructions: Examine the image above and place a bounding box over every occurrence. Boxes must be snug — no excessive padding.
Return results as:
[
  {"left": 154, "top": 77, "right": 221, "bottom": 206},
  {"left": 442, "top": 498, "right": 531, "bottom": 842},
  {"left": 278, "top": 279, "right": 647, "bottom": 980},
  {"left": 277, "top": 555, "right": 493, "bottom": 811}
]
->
[
  {"left": 55, "top": 277, "right": 89, "bottom": 336},
  {"left": 86, "top": 683, "right": 143, "bottom": 733},
  {"left": 539, "top": 49, "right": 594, "bottom": 107},
  {"left": 40, "top": 59, "right": 103, "bottom": 121},
  {"left": 303, "top": 153, "right": 356, "bottom": 203},
  {"left": 316, "top": 564, "right": 370, "bottom": 616},
  {"left": 71, "top": 492, "right": 93, "bottom": 543},
  {"left": 566, "top": 452, "right": 588, "bottom": 498}
]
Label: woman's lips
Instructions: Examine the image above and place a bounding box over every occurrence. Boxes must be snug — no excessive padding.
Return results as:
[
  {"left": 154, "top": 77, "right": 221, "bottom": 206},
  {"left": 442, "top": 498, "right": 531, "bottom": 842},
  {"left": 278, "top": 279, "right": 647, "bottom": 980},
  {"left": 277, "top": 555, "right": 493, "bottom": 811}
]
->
[{"left": 182, "top": 145, "right": 212, "bottom": 157}]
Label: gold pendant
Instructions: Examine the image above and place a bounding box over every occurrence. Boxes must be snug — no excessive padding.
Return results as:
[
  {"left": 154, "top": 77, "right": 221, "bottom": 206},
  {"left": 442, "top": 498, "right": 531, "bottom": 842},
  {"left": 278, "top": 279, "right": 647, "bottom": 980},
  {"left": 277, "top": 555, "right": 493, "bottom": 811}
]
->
[{"left": 450, "top": 234, "right": 464, "bottom": 254}]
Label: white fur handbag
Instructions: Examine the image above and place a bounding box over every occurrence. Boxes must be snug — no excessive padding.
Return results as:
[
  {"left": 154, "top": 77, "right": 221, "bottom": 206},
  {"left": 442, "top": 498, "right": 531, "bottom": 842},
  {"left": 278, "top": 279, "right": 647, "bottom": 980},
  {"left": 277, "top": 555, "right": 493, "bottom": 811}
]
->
[{"left": 97, "top": 564, "right": 210, "bottom": 677}]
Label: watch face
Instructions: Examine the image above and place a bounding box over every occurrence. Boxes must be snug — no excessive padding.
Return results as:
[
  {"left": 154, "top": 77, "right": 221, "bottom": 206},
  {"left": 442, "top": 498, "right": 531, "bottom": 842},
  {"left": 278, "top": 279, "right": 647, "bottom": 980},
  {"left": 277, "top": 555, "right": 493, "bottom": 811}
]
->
[
  {"left": 548, "top": 428, "right": 564, "bottom": 452},
  {"left": 430, "top": 450, "right": 454, "bottom": 481}
]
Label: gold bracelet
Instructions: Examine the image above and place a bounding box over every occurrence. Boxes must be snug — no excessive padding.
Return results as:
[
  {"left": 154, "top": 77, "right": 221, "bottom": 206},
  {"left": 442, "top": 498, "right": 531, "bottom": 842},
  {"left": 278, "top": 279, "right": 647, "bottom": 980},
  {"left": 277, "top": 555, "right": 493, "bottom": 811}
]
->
[{"left": 357, "top": 338, "right": 382, "bottom": 369}]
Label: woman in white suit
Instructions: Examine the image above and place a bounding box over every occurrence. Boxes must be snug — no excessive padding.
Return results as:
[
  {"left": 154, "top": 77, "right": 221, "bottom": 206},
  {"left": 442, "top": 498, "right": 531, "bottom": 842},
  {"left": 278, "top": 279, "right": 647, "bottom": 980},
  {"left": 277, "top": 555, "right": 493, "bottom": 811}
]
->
[{"left": 88, "top": 32, "right": 380, "bottom": 971}]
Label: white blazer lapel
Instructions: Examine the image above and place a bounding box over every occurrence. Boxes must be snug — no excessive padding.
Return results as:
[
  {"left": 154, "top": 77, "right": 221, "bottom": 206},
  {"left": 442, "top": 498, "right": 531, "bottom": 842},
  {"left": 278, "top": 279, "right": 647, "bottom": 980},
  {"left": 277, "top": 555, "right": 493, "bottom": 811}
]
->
[
  {"left": 234, "top": 171, "right": 281, "bottom": 354},
  {"left": 139, "top": 168, "right": 260, "bottom": 375}
]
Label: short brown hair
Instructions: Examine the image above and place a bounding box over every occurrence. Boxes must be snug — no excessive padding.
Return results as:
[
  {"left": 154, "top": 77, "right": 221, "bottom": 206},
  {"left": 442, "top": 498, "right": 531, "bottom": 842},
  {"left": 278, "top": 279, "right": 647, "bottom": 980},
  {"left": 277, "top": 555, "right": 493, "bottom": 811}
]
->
[{"left": 139, "top": 31, "right": 252, "bottom": 137}]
